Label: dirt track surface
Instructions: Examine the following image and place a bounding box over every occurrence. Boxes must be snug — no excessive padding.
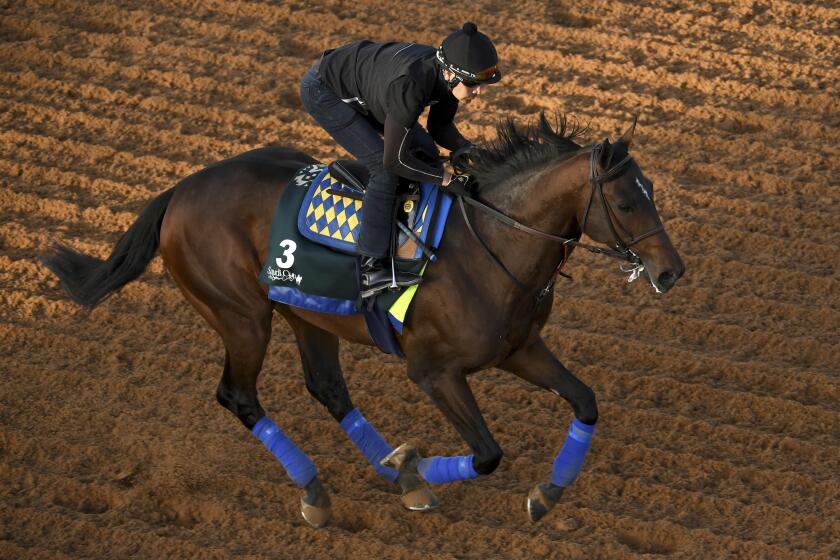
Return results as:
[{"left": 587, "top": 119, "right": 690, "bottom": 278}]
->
[{"left": 1, "top": 1, "right": 838, "bottom": 558}]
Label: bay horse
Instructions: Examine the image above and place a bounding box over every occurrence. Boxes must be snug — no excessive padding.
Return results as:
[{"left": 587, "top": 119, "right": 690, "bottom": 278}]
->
[{"left": 41, "top": 114, "right": 684, "bottom": 527}]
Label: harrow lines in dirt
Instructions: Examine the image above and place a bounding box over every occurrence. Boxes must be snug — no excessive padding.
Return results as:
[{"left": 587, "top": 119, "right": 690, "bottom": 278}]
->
[
  {"left": 540, "top": 325, "right": 840, "bottom": 406},
  {"left": 0, "top": 188, "right": 141, "bottom": 237},
  {"left": 476, "top": 366, "right": 840, "bottom": 454},
  {"left": 629, "top": 0, "right": 840, "bottom": 28},
  {"left": 8, "top": 17, "right": 834, "bottom": 210},
  {"left": 2, "top": 37, "right": 491, "bottom": 141},
  {"left": 662, "top": 189, "right": 837, "bottom": 245},
  {"left": 0, "top": 82, "right": 313, "bottom": 164},
  {"left": 446, "top": 400, "right": 840, "bottom": 516},
  {"left": 656, "top": 159, "right": 834, "bottom": 205},
  {"left": 661, "top": 255, "right": 840, "bottom": 311},
  {"left": 640, "top": 124, "right": 836, "bottom": 173},
  {"left": 444, "top": 482, "right": 826, "bottom": 559},
  {"left": 0, "top": 157, "right": 156, "bottom": 208},
  {"left": 550, "top": 296, "right": 838, "bottom": 371},
  {"left": 651, "top": 212, "right": 839, "bottom": 272},
  {"left": 589, "top": 440, "right": 840, "bottom": 517},
  {"left": 0, "top": 72, "right": 313, "bottom": 146},
  {"left": 0, "top": 128, "right": 199, "bottom": 190},
  {"left": 0, "top": 98, "right": 251, "bottom": 164},
  {"left": 3, "top": 13, "right": 314, "bottom": 91},
  {"left": 669, "top": 220, "right": 838, "bottom": 279},
  {"left": 1, "top": 43, "right": 294, "bottom": 116},
  {"left": 559, "top": 270, "right": 840, "bottom": 345},
  {"left": 0, "top": 505, "right": 237, "bottom": 559},
  {"left": 503, "top": 44, "right": 836, "bottom": 118},
  {"left": 675, "top": 104, "right": 835, "bottom": 144},
  {"left": 602, "top": 403, "right": 837, "bottom": 480},
  {"left": 19, "top": 0, "right": 830, "bottom": 130},
  {"left": 153, "top": 0, "right": 839, "bottom": 86},
  {"left": 19, "top": 0, "right": 832, "bottom": 142},
  {"left": 596, "top": 366, "right": 839, "bottom": 438},
  {"left": 577, "top": 477, "right": 836, "bottom": 555},
  {"left": 2, "top": 498, "right": 446, "bottom": 560},
  {"left": 605, "top": 0, "right": 840, "bottom": 48}
]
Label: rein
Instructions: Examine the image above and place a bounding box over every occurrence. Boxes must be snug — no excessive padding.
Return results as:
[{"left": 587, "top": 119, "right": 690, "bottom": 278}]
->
[{"left": 447, "top": 142, "right": 664, "bottom": 296}]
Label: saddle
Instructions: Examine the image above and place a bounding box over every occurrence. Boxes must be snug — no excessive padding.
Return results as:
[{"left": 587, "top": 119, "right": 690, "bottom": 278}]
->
[{"left": 300, "top": 159, "right": 438, "bottom": 260}]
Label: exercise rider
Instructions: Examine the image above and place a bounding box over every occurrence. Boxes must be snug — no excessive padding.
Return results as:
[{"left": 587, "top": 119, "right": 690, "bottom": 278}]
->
[{"left": 299, "top": 22, "right": 502, "bottom": 295}]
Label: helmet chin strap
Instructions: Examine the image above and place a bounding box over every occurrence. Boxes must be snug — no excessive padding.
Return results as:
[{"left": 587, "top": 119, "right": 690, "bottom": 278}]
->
[{"left": 442, "top": 67, "right": 462, "bottom": 90}]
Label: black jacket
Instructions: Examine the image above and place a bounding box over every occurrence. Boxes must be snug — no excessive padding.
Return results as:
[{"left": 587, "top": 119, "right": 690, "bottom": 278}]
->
[{"left": 319, "top": 41, "right": 470, "bottom": 183}]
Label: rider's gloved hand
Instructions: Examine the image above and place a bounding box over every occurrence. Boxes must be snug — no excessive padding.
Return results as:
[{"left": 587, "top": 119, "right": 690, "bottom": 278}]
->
[{"left": 450, "top": 143, "right": 478, "bottom": 174}]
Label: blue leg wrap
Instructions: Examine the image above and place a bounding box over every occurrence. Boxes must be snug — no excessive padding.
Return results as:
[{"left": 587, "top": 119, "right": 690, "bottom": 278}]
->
[
  {"left": 339, "top": 408, "right": 398, "bottom": 483},
  {"left": 417, "top": 455, "right": 479, "bottom": 484},
  {"left": 550, "top": 417, "right": 596, "bottom": 487},
  {"left": 252, "top": 416, "right": 317, "bottom": 487}
]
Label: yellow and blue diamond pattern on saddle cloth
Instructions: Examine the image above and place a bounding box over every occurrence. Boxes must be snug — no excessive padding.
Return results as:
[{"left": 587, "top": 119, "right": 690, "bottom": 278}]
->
[
  {"left": 296, "top": 166, "right": 442, "bottom": 256},
  {"left": 299, "top": 170, "right": 362, "bottom": 252}
]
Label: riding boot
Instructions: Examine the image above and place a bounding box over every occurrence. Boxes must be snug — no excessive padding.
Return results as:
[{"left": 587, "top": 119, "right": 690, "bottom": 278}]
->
[{"left": 360, "top": 256, "right": 421, "bottom": 297}]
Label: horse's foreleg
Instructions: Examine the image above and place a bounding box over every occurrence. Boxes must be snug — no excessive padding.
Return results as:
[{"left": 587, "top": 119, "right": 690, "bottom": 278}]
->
[
  {"left": 389, "top": 364, "right": 502, "bottom": 485},
  {"left": 498, "top": 336, "right": 598, "bottom": 522},
  {"left": 282, "top": 311, "right": 437, "bottom": 511}
]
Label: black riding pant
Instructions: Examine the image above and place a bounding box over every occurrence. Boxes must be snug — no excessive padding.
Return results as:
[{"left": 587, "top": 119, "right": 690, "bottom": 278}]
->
[{"left": 299, "top": 64, "right": 438, "bottom": 258}]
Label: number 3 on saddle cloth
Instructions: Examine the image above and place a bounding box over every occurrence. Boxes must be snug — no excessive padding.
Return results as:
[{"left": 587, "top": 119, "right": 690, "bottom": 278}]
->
[{"left": 258, "top": 162, "right": 453, "bottom": 357}]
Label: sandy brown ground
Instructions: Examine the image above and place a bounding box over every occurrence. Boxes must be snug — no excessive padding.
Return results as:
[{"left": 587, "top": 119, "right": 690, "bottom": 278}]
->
[{"left": 1, "top": 0, "right": 838, "bottom": 558}]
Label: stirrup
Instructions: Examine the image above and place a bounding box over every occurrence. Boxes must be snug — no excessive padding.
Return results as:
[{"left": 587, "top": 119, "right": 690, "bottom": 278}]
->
[{"left": 359, "top": 282, "right": 393, "bottom": 300}]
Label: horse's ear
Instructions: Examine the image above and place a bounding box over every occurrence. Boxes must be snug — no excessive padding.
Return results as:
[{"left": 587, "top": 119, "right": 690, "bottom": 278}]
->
[
  {"left": 599, "top": 138, "right": 613, "bottom": 168},
  {"left": 617, "top": 115, "right": 638, "bottom": 149}
]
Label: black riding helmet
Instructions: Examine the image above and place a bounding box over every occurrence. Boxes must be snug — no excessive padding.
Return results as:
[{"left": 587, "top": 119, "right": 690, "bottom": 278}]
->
[{"left": 436, "top": 21, "right": 501, "bottom": 88}]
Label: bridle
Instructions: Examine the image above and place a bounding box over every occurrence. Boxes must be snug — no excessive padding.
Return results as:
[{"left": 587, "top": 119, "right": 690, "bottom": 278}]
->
[{"left": 447, "top": 141, "right": 665, "bottom": 295}]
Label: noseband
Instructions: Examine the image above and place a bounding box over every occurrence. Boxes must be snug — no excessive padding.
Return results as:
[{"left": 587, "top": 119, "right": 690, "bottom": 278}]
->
[{"left": 449, "top": 142, "right": 664, "bottom": 293}]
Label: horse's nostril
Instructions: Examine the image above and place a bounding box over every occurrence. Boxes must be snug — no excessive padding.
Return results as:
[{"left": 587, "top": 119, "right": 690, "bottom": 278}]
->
[{"left": 658, "top": 270, "right": 677, "bottom": 289}]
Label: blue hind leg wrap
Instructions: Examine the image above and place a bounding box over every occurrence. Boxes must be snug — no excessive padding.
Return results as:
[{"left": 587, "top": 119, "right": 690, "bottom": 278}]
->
[
  {"left": 550, "top": 417, "right": 596, "bottom": 487},
  {"left": 252, "top": 416, "right": 317, "bottom": 487},
  {"left": 339, "top": 408, "right": 398, "bottom": 483},
  {"left": 417, "top": 455, "right": 479, "bottom": 484}
]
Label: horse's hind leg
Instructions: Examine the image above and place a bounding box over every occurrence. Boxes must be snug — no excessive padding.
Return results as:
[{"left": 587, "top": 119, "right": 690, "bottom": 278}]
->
[
  {"left": 211, "top": 306, "right": 332, "bottom": 527},
  {"left": 281, "top": 310, "right": 437, "bottom": 511},
  {"left": 163, "top": 246, "right": 331, "bottom": 527}
]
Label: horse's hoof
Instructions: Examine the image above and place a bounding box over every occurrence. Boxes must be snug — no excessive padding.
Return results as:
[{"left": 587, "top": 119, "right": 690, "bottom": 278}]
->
[
  {"left": 397, "top": 472, "right": 438, "bottom": 512},
  {"left": 300, "top": 497, "right": 331, "bottom": 528},
  {"left": 401, "top": 485, "right": 439, "bottom": 511},
  {"left": 380, "top": 442, "right": 419, "bottom": 472},
  {"left": 527, "top": 482, "right": 565, "bottom": 522},
  {"left": 300, "top": 477, "right": 331, "bottom": 528}
]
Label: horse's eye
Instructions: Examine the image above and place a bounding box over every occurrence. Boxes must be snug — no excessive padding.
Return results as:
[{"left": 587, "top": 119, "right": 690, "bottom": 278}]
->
[{"left": 617, "top": 202, "right": 633, "bottom": 213}]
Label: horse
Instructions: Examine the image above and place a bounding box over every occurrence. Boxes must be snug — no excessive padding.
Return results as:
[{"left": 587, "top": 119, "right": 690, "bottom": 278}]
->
[{"left": 41, "top": 113, "right": 684, "bottom": 528}]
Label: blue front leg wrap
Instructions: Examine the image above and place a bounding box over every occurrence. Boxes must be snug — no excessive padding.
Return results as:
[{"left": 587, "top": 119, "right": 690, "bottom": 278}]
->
[
  {"left": 339, "top": 408, "right": 398, "bottom": 483},
  {"left": 417, "top": 455, "right": 479, "bottom": 484},
  {"left": 252, "top": 416, "right": 317, "bottom": 487},
  {"left": 550, "top": 417, "right": 596, "bottom": 487}
]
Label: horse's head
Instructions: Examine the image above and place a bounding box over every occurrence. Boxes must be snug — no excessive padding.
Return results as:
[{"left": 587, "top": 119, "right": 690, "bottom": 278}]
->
[{"left": 578, "top": 119, "right": 685, "bottom": 293}]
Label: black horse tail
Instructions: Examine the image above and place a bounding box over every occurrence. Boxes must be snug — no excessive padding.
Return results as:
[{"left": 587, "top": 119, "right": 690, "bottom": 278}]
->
[{"left": 40, "top": 187, "right": 177, "bottom": 309}]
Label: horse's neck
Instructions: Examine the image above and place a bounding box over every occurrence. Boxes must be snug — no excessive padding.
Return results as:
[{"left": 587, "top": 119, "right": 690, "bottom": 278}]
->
[{"left": 475, "top": 152, "right": 588, "bottom": 289}]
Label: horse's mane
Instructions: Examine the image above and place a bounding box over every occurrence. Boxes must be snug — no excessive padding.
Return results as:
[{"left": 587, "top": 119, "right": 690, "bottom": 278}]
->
[{"left": 463, "top": 112, "right": 588, "bottom": 192}]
